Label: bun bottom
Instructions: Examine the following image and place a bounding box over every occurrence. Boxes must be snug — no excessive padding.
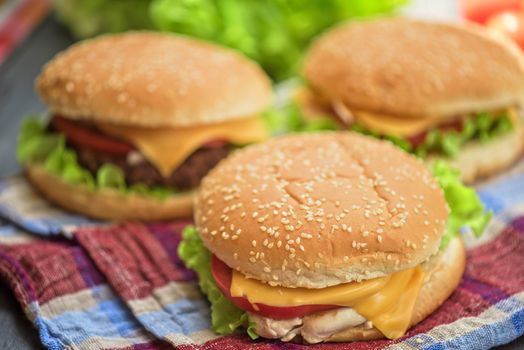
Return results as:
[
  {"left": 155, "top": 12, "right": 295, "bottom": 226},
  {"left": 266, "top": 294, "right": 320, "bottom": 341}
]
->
[
  {"left": 326, "top": 237, "right": 466, "bottom": 342},
  {"left": 25, "top": 164, "right": 194, "bottom": 221},
  {"left": 428, "top": 125, "right": 524, "bottom": 184}
]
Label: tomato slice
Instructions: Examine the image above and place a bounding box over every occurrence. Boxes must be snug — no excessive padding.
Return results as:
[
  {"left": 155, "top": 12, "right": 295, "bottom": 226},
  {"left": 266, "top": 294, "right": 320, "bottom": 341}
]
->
[
  {"left": 487, "top": 10, "right": 524, "bottom": 49},
  {"left": 211, "top": 255, "right": 339, "bottom": 319},
  {"left": 406, "top": 119, "right": 464, "bottom": 149},
  {"left": 460, "top": 0, "right": 522, "bottom": 24},
  {"left": 53, "top": 116, "right": 134, "bottom": 156}
]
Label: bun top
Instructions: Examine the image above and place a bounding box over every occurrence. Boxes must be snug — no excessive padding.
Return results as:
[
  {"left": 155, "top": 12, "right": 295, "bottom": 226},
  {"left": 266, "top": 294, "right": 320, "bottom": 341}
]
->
[
  {"left": 195, "top": 133, "right": 448, "bottom": 288},
  {"left": 304, "top": 18, "right": 524, "bottom": 119},
  {"left": 36, "top": 32, "right": 272, "bottom": 128}
]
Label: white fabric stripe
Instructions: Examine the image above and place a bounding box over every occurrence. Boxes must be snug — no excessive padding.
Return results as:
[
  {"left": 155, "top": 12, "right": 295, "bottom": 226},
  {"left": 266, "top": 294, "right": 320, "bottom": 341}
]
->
[
  {"left": 77, "top": 336, "right": 134, "bottom": 350},
  {"left": 0, "top": 232, "right": 35, "bottom": 245},
  {"left": 37, "top": 286, "right": 114, "bottom": 319},
  {"left": 0, "top": 177, "right": 68, "bottom": 219},
  {"left": 164, "top": 332, "right": 200, "bottom": 346},
  {"left": 187, "top": 329, "right": 222, "bottom": 344},
  {"left": 386, "top": 292, "right": 524, "bottom": 350},
  {"left": 127, "top": 281, "right": 200, "bottom": 315}
]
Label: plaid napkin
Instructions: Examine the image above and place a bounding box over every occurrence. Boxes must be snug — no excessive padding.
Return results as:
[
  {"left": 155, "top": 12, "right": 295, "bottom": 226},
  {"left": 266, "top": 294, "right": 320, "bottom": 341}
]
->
[{"left": 0, "top": 158, "right": 523, "bottom": 350}]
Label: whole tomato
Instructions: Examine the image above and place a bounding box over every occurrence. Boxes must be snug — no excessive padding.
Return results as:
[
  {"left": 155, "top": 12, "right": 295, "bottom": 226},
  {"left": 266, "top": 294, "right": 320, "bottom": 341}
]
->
[
  {"left": 487, "top": 10, "right": 524, "bottom": 49},
  {"left": 461, "top": 0, "right": 522, "bottom": 24}
]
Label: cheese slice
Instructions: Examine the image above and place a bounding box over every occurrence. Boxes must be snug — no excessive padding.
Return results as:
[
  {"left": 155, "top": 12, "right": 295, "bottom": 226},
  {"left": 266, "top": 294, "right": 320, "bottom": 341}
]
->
[
  {"left": 230, "top": 266, "right": 425, "bottom": 339},
  {"left": 97, "top": 117, "right": 269, "bottom": 178},
  {"left": 352, "top": 108, "right": 517, "bottom": 139},
  {"left": 353, "top": 111, "right": 442, "bottom": 138}
]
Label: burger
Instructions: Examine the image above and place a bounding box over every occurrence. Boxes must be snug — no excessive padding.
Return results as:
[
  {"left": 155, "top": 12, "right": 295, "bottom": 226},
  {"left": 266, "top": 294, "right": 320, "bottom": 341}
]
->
[
  {"left": 300, "top": 18, "right": 524, "bottom": 183},
  {"left": 17, "top": 32, "right": 271, "bottom": 220},
  {"left": 179, "top": 132, "right": 490, "bottom": 343}
]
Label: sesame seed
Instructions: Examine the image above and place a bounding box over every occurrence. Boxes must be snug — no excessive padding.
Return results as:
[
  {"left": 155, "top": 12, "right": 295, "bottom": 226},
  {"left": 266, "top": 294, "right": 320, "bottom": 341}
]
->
[
  {"left": 252, "top": 240, "right": 257, "bottom": 247},
  {"left": 263, "top": 267, "right": 271, "bottom": 273}
]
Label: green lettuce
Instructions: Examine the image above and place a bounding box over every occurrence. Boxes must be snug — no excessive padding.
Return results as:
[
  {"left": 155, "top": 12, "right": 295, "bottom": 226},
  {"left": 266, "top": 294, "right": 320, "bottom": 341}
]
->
[
  {"left": 178, "top": 225, "right": 258, "bottom": 338},
  {"left": 431, "top": 161, "right": 491, "bottom": 249},
  {"left": 54, "top": 0, "right": 155, "bottom": 38},
  {"left": 150, "top": 0, "right": 407, "bottom": 80},
  {"left": 54, "top": 0, "right": 408, "bottom": 81},
  {"left": 351, "top": 111, "right": 514, "bottom": 158},
  {"left": 17, "top": 117, "right": 177, "bottom": 200},
  {"left": 264, "top": 102, "right": 338, "bottom": 135}
]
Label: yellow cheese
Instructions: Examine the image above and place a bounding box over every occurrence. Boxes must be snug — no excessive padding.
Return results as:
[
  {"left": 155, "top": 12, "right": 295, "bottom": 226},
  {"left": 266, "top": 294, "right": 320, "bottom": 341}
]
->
[
  {"left": 97, "top": 117, "right": 269, "bottom": 178},
  {"left": 352, "top": 107, "right": 517, "bottom": 138},
  {"left": 353, "top": 111, "right": 441, "bottom": 138},
  {"left": 230, "top": 266, "right": 425, "bottom": 339},
  {"left": 230, "top": 273, "right": 391, "bottom": 307},
  {"left": 508, "top": 107, "right": 518, "bottom": 125}
]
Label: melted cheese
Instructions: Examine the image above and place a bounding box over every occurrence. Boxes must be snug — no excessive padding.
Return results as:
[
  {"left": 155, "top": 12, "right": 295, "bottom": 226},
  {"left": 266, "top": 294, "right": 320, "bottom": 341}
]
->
[
  {"left": 353, "top": 111, "right": 442, "bottom": 137},
  {"left": 352, "top": 107, "right": 517, "bottom": 138},
  {"left": 230, "top": 266, "right": 425, "bottom": 339},
  {"left": 97, "top": 117, "right": 269, "bottom": 178}
]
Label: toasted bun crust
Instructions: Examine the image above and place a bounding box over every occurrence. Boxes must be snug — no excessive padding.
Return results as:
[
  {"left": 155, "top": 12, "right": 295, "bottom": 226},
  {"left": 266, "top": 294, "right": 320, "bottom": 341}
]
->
[
  {"left": 25, "top": 164, "right": 193, "bottom": 220},
  {"left": 195, "top": 133, "right": 449, "bottom": 288},
  {"left": 36, "top": 32, "right": 272, "bottom": 128},
  {"left": 304, "top": 18, "right": 524, "bottom": 119},
  {"left": 429, "top": 123, "right": 524, "bottom": 184},
  {"left": 327, "top": 236, "right": 466, "bottom": 342}
]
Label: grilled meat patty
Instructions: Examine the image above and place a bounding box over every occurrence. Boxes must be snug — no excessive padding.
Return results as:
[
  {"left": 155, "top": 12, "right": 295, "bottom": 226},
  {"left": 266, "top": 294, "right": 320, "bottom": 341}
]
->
[{"left": 75, "top": 144, "right": 230, "bottom": 190}]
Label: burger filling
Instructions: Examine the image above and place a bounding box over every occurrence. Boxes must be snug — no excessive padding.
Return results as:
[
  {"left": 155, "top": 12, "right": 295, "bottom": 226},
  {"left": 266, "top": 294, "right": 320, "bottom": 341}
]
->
[
  {"left": 177, "top": 162, "right": 490, "bottom": 342},
  {"left": 214, "top": 254, "right": 425, "bottom": 342},
  {"left": 297, "top": 88, "right": 520, "bottom": 158},
  {"left": 17, "top": 115, "right": 268, "bottom": 197}
]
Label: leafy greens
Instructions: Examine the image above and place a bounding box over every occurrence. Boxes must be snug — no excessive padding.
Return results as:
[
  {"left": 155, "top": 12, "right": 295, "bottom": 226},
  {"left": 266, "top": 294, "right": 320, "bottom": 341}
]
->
[
  {"left": 17, "top": 117, "right": 177, "bottom": 200},
  {"left": 53, "top": 0, "right": 408, "bottom": 80}
]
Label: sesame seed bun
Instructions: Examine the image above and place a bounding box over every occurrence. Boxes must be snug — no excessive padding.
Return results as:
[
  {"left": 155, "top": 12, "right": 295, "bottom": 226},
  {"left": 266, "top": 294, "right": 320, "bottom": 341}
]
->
[
  {"left": 304, "top": 18, "right": 524, "bottom": 120},
  {"left": 195, "top": 133, "right": 449, "bottom": 288},
  {"left": 25, "top": 164, "right": 194, "bottom": 220},
  {"left": 326, "top": 236, "right": 465, "bottom": 342},
  {"left": 36, "top": 32, "right": 272, "bottom": 128}
]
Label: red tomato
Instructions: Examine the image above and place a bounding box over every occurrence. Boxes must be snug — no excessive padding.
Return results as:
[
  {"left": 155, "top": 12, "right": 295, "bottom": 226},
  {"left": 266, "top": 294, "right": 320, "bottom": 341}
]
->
[
  {"left": 211, "top": 255, "right": 339, "bottom": 319},
  {"left": 53, "top": 116, "right": 134, "bottom": 156},
  {"left": 487, "top": 10, "right": 524, "bottom": 48},
  {"left": 407, "top": 120, "right": 463, "bottom": 149},
  {"left": 461, "top": 0, "right": 522, "bottom": 24},
  {"left": 201, "top": 139, "right": 228, "bottom": 149}
]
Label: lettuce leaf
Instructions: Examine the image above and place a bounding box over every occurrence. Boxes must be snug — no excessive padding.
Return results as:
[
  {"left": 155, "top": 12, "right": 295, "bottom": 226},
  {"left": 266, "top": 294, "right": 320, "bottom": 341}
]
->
[
  {"left": 351, "top": 111, "right": 514, "bottom": 158},
  {"left": 17, "top": 117, "right": 177, "bottom": 199},
  {"left": 431, "top": 161, "right": 491, "bottom": 249},
  {"left": 264, "top": 103, "right": 338, "bottom": 135},
  {"left": 54, "top": 0, "right": 155, "bottom": 38},
  {"left": 149, "top": 0, "right": 407, "bottom": 81},
  {"left": 54, "top": 0, "right": 408, "bottom": 80},
  {"left": 178, "top": 225, "right": 258, "bottom": 338}
]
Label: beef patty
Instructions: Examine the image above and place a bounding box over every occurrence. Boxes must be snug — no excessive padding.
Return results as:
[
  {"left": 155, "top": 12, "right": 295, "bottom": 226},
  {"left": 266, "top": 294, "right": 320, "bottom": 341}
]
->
[{"left": 75, "top": 144, "right": 230, "bottom": 190}]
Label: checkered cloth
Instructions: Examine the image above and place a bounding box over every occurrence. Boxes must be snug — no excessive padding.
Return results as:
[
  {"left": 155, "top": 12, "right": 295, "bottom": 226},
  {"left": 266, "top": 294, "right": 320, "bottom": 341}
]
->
[{"left": 0, "top": 160, "right": 524, "bottom": 350}]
